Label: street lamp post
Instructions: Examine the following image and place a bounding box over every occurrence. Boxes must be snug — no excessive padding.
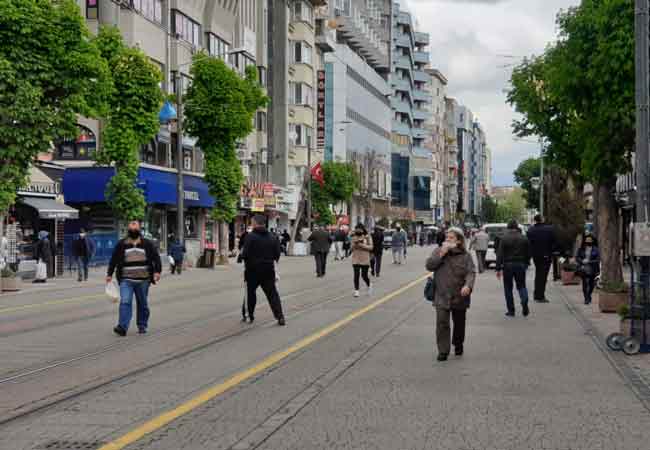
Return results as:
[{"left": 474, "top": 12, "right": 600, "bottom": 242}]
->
[
  {"left": 539, "top": 138, "right": 545, "bottom": 217},
  {"left": 175, "top": 72, "right": 185, "bottom": 245},
  {"left": 635, "top": 0, "right": 649, "bottom": 222}
]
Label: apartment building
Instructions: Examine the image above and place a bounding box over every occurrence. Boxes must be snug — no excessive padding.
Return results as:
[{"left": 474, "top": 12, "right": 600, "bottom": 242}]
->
[
  {"left": 390, "top": 1, "right": 432, "bottom": 222},
  {"left": 321, "top": 0, "right": 392, "bottom": 227},
  {"left": 425, "top": 68, "right": 448, "bottom": 223},
  {"left": 56, "top": 0, "right": 268, "bottom": 263},
  {"left": 444, "top": 97, "right": 460, "bottom": 222}
]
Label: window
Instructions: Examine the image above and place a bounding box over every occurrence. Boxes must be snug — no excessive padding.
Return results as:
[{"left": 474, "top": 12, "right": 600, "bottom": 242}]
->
[
  {"left": 86, "top": 0, "right": 98, "bottom": 19},
  {"left": 289, "top": 82, "right": 313, "bottom": 106},
  {"left": 207, "top": 33, "right": 230, "bottom": 60},
  {"left": 258, "top": 66, "right": 267, "bottom": 87},
  {"left": 291, "top": 41, "right": 312, "bottom": 65},
  {"left": 256, "top": 112, "right": 267, "bottom": 132},
  {"left": 172, "top": 10, "right": 201, "bottom": 47},
  {"left": 229, "top": 52, "right": 256, "bottom": 75},
  {"left": 293, "top": 1, "right": 314, "bottom": 23},
  {"left": 131, "top": 0, "right": 163, "bottom": 23},
  {"left": 183, "top": 147, "right": 193, "bottom": 171},
  {"left": 56, "top": 125, "right": 97, "bottom": 160},
  {"left": 289, "top": 124, "right": 313, "bottom": 147}
]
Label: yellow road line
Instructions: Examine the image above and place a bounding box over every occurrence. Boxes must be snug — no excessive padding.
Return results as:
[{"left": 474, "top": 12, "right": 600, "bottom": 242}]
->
[{"left": 98, "top": 273, "right": 428, "bottom": 450}]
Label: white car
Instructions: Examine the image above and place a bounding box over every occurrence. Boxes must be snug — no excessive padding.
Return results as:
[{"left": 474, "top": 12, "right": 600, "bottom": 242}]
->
[{"left": 482, "top": 223, "right": 525, "bottom": 269}]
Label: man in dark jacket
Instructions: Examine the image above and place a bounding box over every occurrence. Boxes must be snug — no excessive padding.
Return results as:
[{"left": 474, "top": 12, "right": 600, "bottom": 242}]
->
[
  {"left": 240, "top": 215, "right": 285, "bottom": 325},
  {"left": 308, "top": 225, "right": 332, "bottom": 277},
  {"left": 496, "top": 220, "right": 531, "bottom": 317},
  {"left": 72, "top": 228, "right": 96, "bottom": 282},
  {"left": 526, "top": 214, "right": 556, "bottom": 303},
  {"left": 106, "top": 220, "right": 162, "bottom": 336},
  {"left": 168, "top": 235, "right": 186, "bottom": 275},
  {"left": 370, "top": 226, "right": 384, "bottom": 277}
]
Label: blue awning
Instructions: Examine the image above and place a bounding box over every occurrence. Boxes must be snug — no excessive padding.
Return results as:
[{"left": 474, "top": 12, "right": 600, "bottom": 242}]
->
[{"left": 63, "top": 167, "right": 215, "bottom": 208}]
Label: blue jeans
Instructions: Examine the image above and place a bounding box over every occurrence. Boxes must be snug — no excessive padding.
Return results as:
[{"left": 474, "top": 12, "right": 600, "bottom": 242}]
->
[
  {"left": 77, "top": 257, "right": 89, "bottom": 281},
  {"left": 503, "top": 262, "right": 529, "bottom": 313},
  {"left": 118, "top": 280, "right": 151, "bottom": 331}
]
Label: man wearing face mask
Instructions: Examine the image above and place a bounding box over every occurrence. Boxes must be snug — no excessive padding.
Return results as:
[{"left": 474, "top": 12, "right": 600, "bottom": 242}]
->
[
  {"left": 107, "top": 220, "right": 162, "bottom": 336},
  {"left": 72, "top": 228, "right": 96, "bottom": 282}
]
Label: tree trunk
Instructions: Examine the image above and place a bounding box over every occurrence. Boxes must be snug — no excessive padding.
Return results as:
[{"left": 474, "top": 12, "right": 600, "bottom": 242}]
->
[
  {"left": 288, "top": 175, "right": 309, "bottom": 255},
  {"left": 595, "top": 179, "right": 623, "bottom": 287},
  {"left": 216, "top": 221, "right": 229, "bottom": 265}
]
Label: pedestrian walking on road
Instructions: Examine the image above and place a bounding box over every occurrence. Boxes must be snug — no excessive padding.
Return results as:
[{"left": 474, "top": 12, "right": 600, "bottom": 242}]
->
[
  {"left": 526, "top": 214, "right": 556, "bottom": 303},
  {"left": 370, "top": 226, "right": 384, "bottom": 277},
  {"left": 576, "top": 233, "right": 600, "bottom": 305},
  {"left": 351, "top": 224, "right": 373, "bottom": 297},
  {"left": 33, "top": 230, "right": 52, "bottom": 283},
  {"left": 426, "top": 227, "right": 476, "bottom": 362},
  {"left": 308, "top": 225, "right": 332, "bottom": 277},
  {"left": 239, "top": 215, "right": 285, "bottom": 326},
  {"left": 470, "top": 228, "right": 490, "bottom": 273},
  {"left": 334, "top": 227, "right": 347, "bottom": 261},
  {"left": 107, "top": 221, "right": 162, "bottom": 336},
  {"left": 496, "top": 220, "right": 531, "bottom": 317},
  {"left": 168, "top": 235, "right": 186, "bottom": 275},
  {"left": 72, "top": 228, "right": 96, "bottom": 282},
  {"left": 391, "top": 223, "right": 407, "bottom": 264}
]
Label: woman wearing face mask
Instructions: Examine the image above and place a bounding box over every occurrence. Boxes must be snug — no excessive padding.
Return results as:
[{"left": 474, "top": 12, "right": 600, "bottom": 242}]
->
[
  {"left": 576, "top": 233, "right": 600, "bottom": 305},
  {"left": 425, "top": 227, "right": 476, "bottom": 362},
  {"left": 351, "top": 224, "right": 374, "bottom": 298}
]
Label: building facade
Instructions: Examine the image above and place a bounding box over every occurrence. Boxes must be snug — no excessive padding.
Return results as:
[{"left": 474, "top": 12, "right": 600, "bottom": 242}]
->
[
  {"left": 425, "top": 68, "right": 448, "bottom": 223},
  {"left": 390, "top": 1, "right": 432, "bottom": 224},
  {"left": 444, "top": 97, "right": 460, "bottom": 223}
]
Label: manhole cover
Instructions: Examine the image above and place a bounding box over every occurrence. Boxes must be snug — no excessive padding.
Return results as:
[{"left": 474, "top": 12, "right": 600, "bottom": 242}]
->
[{"left": 38, "top": 440, "right": 105, "bottom": 450}]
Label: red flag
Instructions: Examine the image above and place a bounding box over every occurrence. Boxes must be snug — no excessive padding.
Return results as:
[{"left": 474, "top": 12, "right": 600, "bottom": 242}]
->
[{"left": 311, "top": 162, "right": 324, "bottom": 186}]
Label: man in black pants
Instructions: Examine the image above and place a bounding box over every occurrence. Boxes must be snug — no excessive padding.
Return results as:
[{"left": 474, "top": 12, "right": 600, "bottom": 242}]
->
[
  {"left": 370, "top": 226, "right": 384, "bottom": 277},
  {"left": 496, "top": 220, "right": 531, "bottom": 317},
  {"left": 526, "top": 214, "right": 556, "bottom": 303},
  {"left": 308, "top": 225, "right": 332, "bottom": 277},
  {"left": 240, "top": 215, "right": 285, "bottom": 326}
]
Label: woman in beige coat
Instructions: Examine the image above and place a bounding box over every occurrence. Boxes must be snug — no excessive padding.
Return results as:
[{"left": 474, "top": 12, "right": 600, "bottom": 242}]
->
[{"left": 351, "top": 224, "right": 374, "bottom": 297}]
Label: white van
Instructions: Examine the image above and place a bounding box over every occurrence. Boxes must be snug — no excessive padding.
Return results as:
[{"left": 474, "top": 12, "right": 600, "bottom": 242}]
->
[{"left": 482, "top": 223, "right": 525, "bottom": 268}]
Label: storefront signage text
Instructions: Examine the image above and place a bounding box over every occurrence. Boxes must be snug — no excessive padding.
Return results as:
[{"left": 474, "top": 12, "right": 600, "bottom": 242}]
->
[
  {"left": 19, "top": 182, "right": 61, "bottom": 196},
  {"left": 317, "top": 70, "right": 326, "bottom": 149},
  {"left": 251, "top": 198, "right": 265, "bottom": 212},
  {"left": 184, "top": 190, "right": 200, "bottom": 201}
]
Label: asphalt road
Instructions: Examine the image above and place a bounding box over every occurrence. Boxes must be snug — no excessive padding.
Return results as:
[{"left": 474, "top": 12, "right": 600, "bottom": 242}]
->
[{"left": 1, "top": 247, "right": 650, "bottom": 450}]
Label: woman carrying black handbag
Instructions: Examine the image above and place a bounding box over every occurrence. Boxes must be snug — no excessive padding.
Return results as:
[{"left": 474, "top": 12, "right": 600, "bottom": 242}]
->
[
  {"left": 425, "top": 227, "right": 476, "bottom": 362},
  {"left": 576, "top": 233, "right": 600, "bottom": 305}
]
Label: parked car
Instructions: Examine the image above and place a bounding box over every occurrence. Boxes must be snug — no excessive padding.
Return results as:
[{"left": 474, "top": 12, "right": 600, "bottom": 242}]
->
[{"left": 483, "top": 223, "right": 525, "bottom": 269}]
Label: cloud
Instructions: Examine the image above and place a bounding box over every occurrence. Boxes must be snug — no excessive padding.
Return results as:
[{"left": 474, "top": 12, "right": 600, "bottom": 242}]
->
[{"left": 405, "top": 0, "right": 580, "bottom": 185}]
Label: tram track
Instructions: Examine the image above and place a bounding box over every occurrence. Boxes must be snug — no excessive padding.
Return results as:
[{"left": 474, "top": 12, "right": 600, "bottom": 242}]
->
[{"left": 0, "top": 279, "right": 352, "bottom": 426}]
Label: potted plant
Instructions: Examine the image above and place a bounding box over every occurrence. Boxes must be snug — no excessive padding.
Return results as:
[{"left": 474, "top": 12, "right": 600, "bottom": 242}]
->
[
  {"left": 561, "top": 260, "right": 580, "bottom": 285},
  {"left": 617, "top": 303, "right": 650, "bottom": 337},
  {"left": 1, "top": 267, "right": 20, "bottom": 292},
  {"left": 598, "top": 281, "right": 629, "bottom": 313}
]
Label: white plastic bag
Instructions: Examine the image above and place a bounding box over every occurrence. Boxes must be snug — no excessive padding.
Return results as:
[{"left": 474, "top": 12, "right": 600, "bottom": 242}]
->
[
  {"left": 168, "top": 255, "right": 175, "bottom": 266},
  {"left": 105, "top": 280, "right": 120, "bottom": 303},
  {"left": 35, "top": 259, "right": 47, "bottom": 281}
]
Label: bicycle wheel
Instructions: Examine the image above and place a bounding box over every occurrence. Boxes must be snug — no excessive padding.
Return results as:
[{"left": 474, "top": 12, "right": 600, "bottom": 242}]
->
[
  {"left": 606, "top": 332, "right": 624, "bottom": 351},
  {"left": 622, "top": 337, "right": 641, "bottom": 355}
]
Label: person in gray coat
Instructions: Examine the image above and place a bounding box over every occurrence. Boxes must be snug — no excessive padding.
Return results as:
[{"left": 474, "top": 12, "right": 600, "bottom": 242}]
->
[
  {"left": 470, "top": 228, "right": 490, "bottom": 273},
  {"left": 426, "top": 227, "right": 476, "bottom": 362}
]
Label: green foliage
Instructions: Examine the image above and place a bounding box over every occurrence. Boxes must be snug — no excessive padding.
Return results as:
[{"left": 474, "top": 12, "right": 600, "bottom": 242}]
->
[
  {"left": 490, "top": 189, "right": 526, "bottom": 224},
  {"left": 617, "top": 303, "right": 629, "bottom": 320},
  {"left": 513, "top": 158, "right": 541, "bottom": 210},
  {"left": 184, "top": 53, "right": 268, "bottom": 222},
  {"left": 93, "top": 26, "right": 163, "bottom": 221},
  {"left": 480, "top": 195, "right": 499, "bottom": 223},
  {"left": 322, "top": 162, "right": 359, "bottom": 203},
  {"left": 311, "top": 181, "right": 335, "bottom": 225},
  {"left": 0, "top": 267, "right": 16, "bottom": 278},
  {"left": 0, "top": 0, "right": 111, "bottom": 212}
]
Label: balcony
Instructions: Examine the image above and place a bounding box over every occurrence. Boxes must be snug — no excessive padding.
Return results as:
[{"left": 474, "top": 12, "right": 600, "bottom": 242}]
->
[
  {"left": 397, "top": 11, "right": 413, "bottom": 28},
  {"left": 394, "top": 55, "right": 413, "bottom": 73},
  {"left": 412, "top": 127, "right": 428, "bottom": 140},
  {"left": 413, "top": 89, "right": 432, "bottom": 102},
  {"left": 414, "top": 69, "right": 430, "bottom": 83},
  {"left": 392, "top": 77, "right": 412, "bottom": 94},
  {"left": 336, "top": 8, "right": 390, "bottom": 70},
  {"left": 412, "top": 146, "right": 432, "bottom": 158},
  {"left": 392, "top": 120, "right": 412, "bottom": 136},
  {"left": 412, "top": 108, "right": 430, "bottom": 121},
  {"left": 394, "top": 32, "right": 412, "bottom": 49},
  {"left": 414, "top": 51, "right": 430, "bottom": 65},
  {"left": 414, "top": 32, "right": 430, "bottom": 46},
  {"left": 391, "top": 97, "right": 413, "bottom": 116},
  {"left": 315, "top": 19, "right": 336, "bottom": 53}
]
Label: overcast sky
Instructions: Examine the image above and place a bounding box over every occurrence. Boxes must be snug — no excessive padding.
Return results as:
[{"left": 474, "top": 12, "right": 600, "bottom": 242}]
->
[{"left": 402, "top": 0, "right": 580, "bottom": 186}]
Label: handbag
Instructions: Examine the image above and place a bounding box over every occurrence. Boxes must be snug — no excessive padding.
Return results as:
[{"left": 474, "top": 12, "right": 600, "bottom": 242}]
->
[
  {"left": 35, "top": 259, "right": 47, "bottom": 280},
  {"left": 424, "top": 274, "right": 435, "bottom": 302}
]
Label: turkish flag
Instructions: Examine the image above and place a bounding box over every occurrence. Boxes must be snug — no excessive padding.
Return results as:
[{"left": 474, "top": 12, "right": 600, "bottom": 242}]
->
[{"left": 311, "top": 162, "right": 325, "bottom": 187}]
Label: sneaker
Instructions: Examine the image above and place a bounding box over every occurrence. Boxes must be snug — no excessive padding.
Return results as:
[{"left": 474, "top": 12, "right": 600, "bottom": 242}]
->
[
  {"left": 138, "top": 328, "right": 147, "bottom": 334},
  {"left": 522, "top": 304, "right": 530, "bottom": 317},
  {"left": 505, "top": 311, "right": 515, "bottom": 317},
  {"left": 437, "top": 353, "right": 448, "bottom": 362},
  {"left": 278, "top": 318, "right": 286, "bottom": 326},
  {"left": 113, "top": 325, "right": 127, "bottom": 337},
  {"left": 454, "top": 346, "right": 464, "bottom": 356},
  {"left": 353, "top": 290, "right": 360, "bottom": 298}
]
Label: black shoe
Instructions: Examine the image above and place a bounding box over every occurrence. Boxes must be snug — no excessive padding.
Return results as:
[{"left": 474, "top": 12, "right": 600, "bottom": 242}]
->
[
  {"left": 113, "top": 325, "right": 126, "bottom": 337},
  {"left": 505, "top": 311, "right": 515, "bottom": 317},
  {"left": 522, "top": 304, "right": 529, "bottom": 317},
  {"left": 454, "top": 346, "right": 464, "bottom": 356},
  {"left": 278, "top": 318, "right": 286, "bottom": 326},
  {"left": 138, "top": 328, "right": 147, "bottom": 334},
  {"left": 535, "top": 298, "right": 550, "bottom": 303},
  {"left": 437, "top": 353, "right": 448, "bottom": 362},
  {"left": 249, "top": 316, "right": 255, "bottom": 324},
  {"left": 77, "top": 278, "right": 83, "bottom": 282}
]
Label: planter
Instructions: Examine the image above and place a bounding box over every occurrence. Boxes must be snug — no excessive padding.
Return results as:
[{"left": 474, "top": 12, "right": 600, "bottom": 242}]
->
[
  {"left": 598, "top": 291, "right": 628, "bottom": 313},
  {"left": 620, "top": 318, "right": 650, "bottom": 337},
  {"left": 1, "top": 277, "right": 20, "bottom": 292},
  {"left": 561, "top": 270, "right": 580, "bottom": 285}
]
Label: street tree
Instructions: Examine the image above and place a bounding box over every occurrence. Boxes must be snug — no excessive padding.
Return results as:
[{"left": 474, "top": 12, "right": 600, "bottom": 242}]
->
[
  {"left": 480, "top": 195, "right": 499, "bottom": 223},
  {"left": 0, "top": 0, "right": 110, "bottom": 221},
  {"left": 508, "top": 0, "right": 633, "bottom": 287},
  {"left": 183, "top": 55, "right": 267, "bottom": 263},
  {"left": 93, "top": 26, "right": 163, "bottom": 222},
  {"left": 309, "top": 161, "right": 359, "bottom": 227},
  {"left": 513, "top": 158, "right": 541, "bottom": 210}
]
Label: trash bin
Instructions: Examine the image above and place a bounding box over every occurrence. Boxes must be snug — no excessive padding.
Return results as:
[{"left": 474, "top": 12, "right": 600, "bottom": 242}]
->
[{"left": 202, "top": 248, "right": 216, "bottom": 268}]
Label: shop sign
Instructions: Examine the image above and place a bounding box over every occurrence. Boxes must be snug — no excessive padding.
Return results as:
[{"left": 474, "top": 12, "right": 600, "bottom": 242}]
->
[
  {"left": 19, "top": 182, "right": 60, "bottom": 196},
  {"left": 184, "top": 190, "right": 200, "bottom": 201},
  {"left": 240, "top": 197, "right": 252, "bottom": 209},
  {"left": 251, "top": 198, "right": 265, "bottom": 212},
  {"left": 316, "top": 70, "right": 326, "bottom": 149},
  {"left": 263, "top": 183, "right": 275, "bottom": 207}
]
